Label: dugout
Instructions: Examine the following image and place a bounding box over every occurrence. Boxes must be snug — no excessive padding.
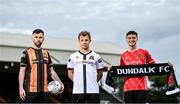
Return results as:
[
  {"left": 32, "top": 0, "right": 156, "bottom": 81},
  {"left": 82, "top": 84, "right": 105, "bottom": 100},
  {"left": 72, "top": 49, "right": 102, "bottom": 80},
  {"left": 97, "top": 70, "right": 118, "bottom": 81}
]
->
[{"left": 0, "top": 32, "right": 124, "bottom": 103}]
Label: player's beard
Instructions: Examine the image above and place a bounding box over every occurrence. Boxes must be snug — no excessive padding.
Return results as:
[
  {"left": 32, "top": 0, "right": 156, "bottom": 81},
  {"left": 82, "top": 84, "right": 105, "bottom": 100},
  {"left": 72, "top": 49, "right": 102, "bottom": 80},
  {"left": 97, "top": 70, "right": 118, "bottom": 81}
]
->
[{"left": 34, "top": 41, "right": 42, "bottom": 48}]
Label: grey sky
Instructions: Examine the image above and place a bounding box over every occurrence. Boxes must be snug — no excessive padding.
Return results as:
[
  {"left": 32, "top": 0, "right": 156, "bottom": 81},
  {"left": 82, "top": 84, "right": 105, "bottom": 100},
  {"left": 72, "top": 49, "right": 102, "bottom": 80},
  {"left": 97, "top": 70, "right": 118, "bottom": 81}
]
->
[{"left": 0, "top": 0, "right": 180, "bottom": 82}]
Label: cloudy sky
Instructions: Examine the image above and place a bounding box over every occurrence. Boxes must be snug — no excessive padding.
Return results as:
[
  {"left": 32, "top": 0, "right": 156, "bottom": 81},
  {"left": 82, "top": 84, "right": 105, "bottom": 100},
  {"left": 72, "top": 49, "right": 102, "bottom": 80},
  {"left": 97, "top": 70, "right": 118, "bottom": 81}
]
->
[{"left": 1, "top": 0, "right": 180, "bottom": 82}]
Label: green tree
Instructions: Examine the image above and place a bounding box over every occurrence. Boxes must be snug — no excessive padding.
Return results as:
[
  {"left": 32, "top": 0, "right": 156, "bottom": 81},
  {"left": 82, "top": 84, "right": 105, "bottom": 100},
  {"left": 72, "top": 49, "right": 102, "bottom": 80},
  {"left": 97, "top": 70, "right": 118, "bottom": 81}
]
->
[{"left": 149, "top": 75, "right": 167, "bottom": 91}]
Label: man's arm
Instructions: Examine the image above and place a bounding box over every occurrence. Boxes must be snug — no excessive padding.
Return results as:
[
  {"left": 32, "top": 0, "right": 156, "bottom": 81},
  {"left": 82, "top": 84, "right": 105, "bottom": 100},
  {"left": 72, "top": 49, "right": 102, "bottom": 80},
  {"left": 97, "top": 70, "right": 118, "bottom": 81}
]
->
[
  {"left": 18, "top": 67, "right": 26, "bottom": 101},
  {"left": 97, "top": 69, "right": 103, "bottom": 82},
  {"left": 49, "top": 67, "right": 64, "bottom": 92},
  {"left": 146, "top": 51, "right": 155, "bottom": 64},
  {"left": 50, "top": 67, "right": 62, "bottom": 82},
  {"left": 67, "top": 68, "right": 74, "bottom": 81}
]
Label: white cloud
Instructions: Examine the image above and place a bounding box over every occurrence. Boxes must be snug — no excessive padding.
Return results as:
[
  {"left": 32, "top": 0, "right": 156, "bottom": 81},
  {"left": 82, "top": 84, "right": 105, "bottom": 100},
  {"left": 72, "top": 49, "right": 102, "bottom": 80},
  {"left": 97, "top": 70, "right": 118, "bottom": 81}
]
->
[{"left": 0, "top": 0, "right": 180, "bottom": 82}]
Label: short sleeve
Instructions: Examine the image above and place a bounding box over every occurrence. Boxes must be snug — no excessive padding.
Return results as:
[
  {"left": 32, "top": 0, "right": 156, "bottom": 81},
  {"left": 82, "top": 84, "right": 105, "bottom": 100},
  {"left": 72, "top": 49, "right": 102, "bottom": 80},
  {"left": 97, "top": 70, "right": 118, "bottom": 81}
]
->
[
  {"left": 67, "top": 56, "right": 74, "bottom": 69},
  {"left": 96, "top": 55, "right": 103, "bottom": 70},
  {"left": 20, "top": 51, "right": 28, "bottom": 67},
  {"left": 47, "top": 52, "right": 53, "bottom": 68},
  {"left": 146, "top": 50, "right": 155, "bottom": 64},
  {"left": 120, "top": 57, "right": 125, "bottom": 66}
]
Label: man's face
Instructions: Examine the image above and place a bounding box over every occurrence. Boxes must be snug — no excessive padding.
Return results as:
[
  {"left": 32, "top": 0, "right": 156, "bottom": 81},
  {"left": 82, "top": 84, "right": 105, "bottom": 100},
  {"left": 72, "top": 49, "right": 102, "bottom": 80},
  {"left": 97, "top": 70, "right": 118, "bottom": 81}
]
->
[
  {"left": 126, "top": 34, "right": 138, "bottom": 47},
  {"left": 79, "top": 35, "right": 91, "bottom": 50},
  {"left": 32, "top": 33, "right": 44, "bottom": 48}
]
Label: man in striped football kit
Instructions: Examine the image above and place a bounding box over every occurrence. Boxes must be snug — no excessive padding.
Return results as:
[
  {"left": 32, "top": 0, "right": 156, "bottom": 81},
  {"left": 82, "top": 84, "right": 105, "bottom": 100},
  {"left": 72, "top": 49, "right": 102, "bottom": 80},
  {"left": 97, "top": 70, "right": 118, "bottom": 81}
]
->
[{"left": 18, "top": 29, "right": 64, "bottom": 103}]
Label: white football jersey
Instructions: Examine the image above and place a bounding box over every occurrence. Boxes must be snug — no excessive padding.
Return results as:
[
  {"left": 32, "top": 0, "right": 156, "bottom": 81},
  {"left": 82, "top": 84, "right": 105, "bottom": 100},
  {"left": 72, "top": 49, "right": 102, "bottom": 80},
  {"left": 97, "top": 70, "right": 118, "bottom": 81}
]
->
[{"left": 67, "top": 51, "right": 103, "bottom": 94}]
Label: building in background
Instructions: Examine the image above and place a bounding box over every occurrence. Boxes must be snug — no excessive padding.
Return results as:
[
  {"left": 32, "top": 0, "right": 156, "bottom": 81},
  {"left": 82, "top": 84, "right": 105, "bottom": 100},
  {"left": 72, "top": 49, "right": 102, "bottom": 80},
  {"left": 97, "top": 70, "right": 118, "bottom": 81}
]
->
[{"left": 0, "top": 32, "right": 124, "bottom": 103}]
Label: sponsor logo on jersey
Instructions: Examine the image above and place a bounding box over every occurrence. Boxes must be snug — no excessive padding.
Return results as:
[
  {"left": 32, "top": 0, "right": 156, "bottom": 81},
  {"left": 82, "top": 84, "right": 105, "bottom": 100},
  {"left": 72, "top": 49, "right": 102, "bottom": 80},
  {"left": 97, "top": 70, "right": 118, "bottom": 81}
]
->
[{"left": 75, "top": 60, "right": 94, "bottom": 65}]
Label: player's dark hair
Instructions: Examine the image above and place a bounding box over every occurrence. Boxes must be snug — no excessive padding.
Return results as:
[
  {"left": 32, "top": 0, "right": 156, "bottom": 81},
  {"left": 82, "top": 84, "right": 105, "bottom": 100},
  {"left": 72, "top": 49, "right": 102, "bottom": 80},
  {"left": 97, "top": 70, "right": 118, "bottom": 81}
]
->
[
  {"left": 32, "top": 29, "right": 44, "bottom": 35},
  {"left": 78, "top": 31, "right": 91, "bottom": 41},
  {"left": 126, "top": 30, "right": 138, "bottom": 37}
]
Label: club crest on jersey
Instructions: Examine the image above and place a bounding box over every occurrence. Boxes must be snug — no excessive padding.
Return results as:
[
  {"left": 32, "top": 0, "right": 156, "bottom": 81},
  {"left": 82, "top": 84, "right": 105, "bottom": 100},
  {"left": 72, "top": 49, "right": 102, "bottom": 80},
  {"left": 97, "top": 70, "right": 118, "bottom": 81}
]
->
[
  {"left": 89, "top": 55, "right": 94, "bottom": 60},
  {"left": 138, "top": 53, "right": 142, "bottom": 58}
]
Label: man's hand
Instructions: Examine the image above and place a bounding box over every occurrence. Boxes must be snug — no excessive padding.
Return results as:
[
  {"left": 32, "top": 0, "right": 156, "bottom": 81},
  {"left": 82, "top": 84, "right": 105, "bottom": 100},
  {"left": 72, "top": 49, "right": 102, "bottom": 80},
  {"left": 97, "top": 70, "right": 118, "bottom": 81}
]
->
[
  {"left": 59, "top": 82, "right": 64, "bottom": 93},
  {"left": 19, "top": 88, "right": 26, "bottom": 101},
  {"left": 168, "top": 61, "right": 173, "bottom": 67},
  {"left": 107, "top": 65, "right": 112, "bottom": 71}
]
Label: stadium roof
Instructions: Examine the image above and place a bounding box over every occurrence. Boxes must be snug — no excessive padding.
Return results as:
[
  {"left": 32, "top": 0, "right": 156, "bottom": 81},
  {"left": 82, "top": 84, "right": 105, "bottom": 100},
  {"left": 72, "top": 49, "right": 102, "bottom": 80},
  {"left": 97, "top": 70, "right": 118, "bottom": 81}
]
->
[{"left": 0, "top": 32, "right": 124, "bottom": 54}]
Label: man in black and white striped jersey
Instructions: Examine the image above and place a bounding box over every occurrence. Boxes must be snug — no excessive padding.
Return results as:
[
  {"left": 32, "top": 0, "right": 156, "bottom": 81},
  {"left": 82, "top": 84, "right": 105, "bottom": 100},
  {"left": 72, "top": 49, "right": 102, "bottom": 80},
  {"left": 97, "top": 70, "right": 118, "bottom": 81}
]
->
[{"left": 67, "top": 31, "right": 103, "bottom": 103}]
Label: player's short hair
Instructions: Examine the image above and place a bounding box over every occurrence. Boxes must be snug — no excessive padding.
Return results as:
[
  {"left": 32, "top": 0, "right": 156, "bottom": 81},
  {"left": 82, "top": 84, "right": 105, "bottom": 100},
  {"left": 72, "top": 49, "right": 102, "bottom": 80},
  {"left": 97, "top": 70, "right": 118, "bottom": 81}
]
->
[
  {"left": 78, "top": 31, "right": 91, "bottom": 41},
  {"left": 126, "top": 30, "right": 138, "bottom": 37},
  {"left": 32, "top": 29, "right": 44, "bottom": 35}
]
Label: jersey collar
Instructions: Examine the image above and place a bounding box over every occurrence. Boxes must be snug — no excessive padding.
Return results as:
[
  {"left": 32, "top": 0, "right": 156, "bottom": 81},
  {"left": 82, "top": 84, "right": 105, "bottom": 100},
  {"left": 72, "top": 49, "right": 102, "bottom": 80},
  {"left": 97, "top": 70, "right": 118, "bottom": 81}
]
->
[
  {"left": 79, "top": 50, "right": 92, "bottom": 55},
  {"left": 127, "top": 47, "right": 139, "bottom": 52}
]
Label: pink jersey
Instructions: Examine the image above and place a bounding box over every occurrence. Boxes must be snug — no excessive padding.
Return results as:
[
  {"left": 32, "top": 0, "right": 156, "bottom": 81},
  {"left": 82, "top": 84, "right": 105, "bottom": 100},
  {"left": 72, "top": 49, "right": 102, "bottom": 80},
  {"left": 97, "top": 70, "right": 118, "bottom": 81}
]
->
[{"left": 120, "top": 48, "right": 155, "bottom": 92}]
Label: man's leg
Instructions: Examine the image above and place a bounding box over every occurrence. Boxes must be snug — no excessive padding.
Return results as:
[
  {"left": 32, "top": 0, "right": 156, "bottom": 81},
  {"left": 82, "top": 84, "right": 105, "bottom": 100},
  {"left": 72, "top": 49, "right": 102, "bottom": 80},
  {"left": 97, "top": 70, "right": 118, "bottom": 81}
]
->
[
  {"left": 136, "top": 90, "right": 149, "bottom": 103},
  {"left": 72, "top": 94, "right": 85, "bottom": 103},
  {"left": 86, "top": 94, "right": 100, "bottom": 103},
  {"left": 124, "top": 91, "right": 134, "bottom": 103}
]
